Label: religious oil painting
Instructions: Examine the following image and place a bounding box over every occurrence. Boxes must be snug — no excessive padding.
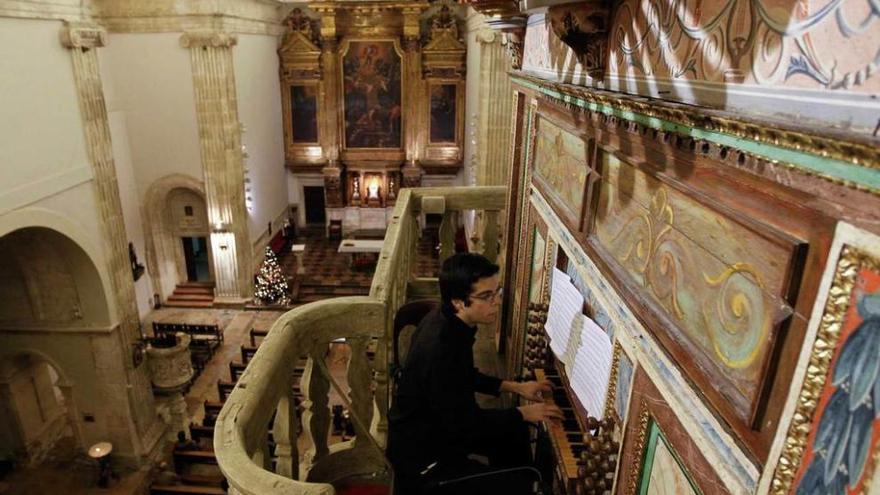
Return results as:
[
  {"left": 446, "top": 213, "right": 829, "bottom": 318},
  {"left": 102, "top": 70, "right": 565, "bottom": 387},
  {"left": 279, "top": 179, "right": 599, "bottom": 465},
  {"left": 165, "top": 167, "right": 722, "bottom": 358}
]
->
[
  {"left": 429, "top": 84, "right": 457, "bottom": 143},
  {"left": 780, "top": 244, "right": 880, "bottom": 495},
  {"left": 342, "top": 41, "right": 402, "bottom": 148},
  {"left": 533, "top": 117, "right": 588, "bottom": 224},
  {"left": 528, "top": 228, "right": 546, "bottom": 304},
  {"left": 594, "top": 149, "right": 803, "bottom": 425},
  {"left": 290, "top": 85, "right": 318, "bottom": 143},
  {"left": 638, "top": 421, "right": 701, "bottom": 495}
]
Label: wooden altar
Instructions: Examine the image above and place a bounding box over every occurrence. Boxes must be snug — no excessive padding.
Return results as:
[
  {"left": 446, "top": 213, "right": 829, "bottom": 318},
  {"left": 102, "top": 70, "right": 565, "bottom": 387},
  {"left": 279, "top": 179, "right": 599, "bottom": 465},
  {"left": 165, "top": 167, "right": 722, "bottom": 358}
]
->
[{"left": 280, "top": 2, "right": 467, "bottom": 225}]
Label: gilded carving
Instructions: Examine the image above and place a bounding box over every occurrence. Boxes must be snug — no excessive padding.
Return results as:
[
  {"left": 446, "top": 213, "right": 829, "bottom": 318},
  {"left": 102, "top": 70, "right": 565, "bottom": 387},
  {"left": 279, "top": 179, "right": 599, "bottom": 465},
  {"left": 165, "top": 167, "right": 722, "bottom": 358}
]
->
[
  {"left": 625, "top": 403, "right": 652, "bottom": 495},
  {"left": 603, "top": 343, "right": 622, "bottom": 420},
  {"left": 769, "top": 245, "right": 880, "bottom": 494}
]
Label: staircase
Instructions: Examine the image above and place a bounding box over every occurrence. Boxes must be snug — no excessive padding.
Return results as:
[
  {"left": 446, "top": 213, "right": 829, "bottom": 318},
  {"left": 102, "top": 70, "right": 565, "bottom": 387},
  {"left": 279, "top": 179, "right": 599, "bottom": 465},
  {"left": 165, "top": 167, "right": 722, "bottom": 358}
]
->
[{"left": 165, "top": 282, "right": 215, "bottom": 308}]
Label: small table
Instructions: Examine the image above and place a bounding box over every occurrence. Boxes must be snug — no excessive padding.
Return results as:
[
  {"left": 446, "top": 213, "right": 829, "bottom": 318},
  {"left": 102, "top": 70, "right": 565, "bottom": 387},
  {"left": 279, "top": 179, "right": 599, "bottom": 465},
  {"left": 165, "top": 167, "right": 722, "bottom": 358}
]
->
[
  {"left": 338, "top": 239, "right": 384, "bottom": 269},
  {"left": 290, "top": 243, "right": 306, "bottom": 275}
]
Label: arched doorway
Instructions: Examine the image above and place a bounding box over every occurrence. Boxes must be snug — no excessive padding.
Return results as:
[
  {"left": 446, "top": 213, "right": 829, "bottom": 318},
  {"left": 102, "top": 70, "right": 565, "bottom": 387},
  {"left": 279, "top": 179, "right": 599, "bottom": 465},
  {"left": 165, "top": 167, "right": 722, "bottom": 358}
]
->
[
  {"left": 143, "top": 175, "right": 214, "bottom": 302},
  {"left": 0, "top": 353, "right": 76, "bottom": 466}
]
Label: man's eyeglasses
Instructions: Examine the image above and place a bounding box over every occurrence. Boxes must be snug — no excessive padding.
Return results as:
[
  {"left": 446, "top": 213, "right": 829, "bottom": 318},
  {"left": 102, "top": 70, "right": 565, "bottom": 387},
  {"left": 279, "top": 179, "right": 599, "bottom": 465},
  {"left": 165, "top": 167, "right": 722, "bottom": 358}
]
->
[{"left": 469, "top": 286, "right": 503, "bottom": 303}]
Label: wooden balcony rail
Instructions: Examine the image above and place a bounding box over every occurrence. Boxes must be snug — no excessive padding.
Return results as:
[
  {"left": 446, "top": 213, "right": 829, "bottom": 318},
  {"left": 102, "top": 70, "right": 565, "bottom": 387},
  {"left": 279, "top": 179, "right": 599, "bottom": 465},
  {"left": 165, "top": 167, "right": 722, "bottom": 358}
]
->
[{"left": 214, "top": 187, "right": 506, "bottom": 494}]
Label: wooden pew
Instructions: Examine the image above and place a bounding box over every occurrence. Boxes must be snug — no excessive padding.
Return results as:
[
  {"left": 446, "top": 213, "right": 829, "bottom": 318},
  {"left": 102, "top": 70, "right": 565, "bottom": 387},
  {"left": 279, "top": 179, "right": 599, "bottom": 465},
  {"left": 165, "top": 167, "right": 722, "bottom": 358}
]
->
[
  {"left": 229, "top": 362, "right": 246, "bottom": 382},
  {"left": 150, "top": 485, "right": 225, "bottom": 495},
  {"left": 217, "top": 380, "right": 235, "bottom": 401},
  {"left": 190, "top": 424, "right": 214, "bottom": 446},
  {"left": 249, "top": 328, "right": 268, "bottom": 347},
  {"left": 240, "top": 345, "right": 258, "bottom": 364},
  {"left": 172, "top": 449, "right": 216, "bottom": 471}
]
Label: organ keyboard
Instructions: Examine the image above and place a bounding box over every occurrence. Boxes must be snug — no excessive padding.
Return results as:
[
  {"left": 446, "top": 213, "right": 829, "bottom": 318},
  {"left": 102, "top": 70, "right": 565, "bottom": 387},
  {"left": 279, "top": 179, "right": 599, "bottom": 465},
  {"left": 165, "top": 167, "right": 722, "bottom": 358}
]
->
[{"left": 534, "top": 367, "right": 618, "bottom": 495}]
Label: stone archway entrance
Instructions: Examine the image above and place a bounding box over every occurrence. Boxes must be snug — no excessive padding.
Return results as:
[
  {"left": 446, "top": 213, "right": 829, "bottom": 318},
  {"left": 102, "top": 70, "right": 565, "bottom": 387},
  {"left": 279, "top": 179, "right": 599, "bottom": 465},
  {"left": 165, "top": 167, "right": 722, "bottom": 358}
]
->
[{"left": 143, "top": 175, "right": 214, "bottom": 302}]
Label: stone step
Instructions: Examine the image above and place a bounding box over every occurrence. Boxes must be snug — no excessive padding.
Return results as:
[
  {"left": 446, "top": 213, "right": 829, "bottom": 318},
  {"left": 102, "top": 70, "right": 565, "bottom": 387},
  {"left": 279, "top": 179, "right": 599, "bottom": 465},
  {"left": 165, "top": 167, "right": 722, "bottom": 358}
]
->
[
  {"left": 173, "top": 286, "right": 215, "bottom": 295},
  {"left": 169, "top": 293, "right": 214, "bottom": 302},
  {"left": 163, "top": 299, "right": 213, "bottom": 309}
]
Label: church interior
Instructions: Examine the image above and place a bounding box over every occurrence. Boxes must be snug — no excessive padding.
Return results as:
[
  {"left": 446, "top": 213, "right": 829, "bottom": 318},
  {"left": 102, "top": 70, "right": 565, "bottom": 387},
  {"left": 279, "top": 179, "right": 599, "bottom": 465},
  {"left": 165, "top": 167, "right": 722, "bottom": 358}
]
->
[{"left": 1, "top": 0, "right": 879, "bottom": 494}]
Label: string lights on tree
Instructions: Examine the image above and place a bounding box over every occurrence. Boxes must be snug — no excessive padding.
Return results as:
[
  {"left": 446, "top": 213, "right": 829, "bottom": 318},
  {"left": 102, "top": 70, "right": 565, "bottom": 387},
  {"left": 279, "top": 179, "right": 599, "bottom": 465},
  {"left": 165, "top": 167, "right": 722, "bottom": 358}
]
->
[{"left": 254, "top": 246, "right": 290, "bottom": 306}]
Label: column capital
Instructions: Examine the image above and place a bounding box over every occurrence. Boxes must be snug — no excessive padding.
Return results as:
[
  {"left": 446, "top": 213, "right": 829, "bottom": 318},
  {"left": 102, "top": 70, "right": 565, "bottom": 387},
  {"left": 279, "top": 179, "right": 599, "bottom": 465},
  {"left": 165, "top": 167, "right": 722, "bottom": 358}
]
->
[
  {"left": 60, "top": 21, "right": 106, "bottom": 49},
  {"left": 180, "top": 31, "right": 238, "bottom": 49}
]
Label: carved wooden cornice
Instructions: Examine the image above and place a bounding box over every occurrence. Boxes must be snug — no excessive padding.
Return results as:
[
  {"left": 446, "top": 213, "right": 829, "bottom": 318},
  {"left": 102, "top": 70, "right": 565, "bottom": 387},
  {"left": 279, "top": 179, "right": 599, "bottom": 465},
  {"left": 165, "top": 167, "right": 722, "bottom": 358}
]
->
[
  {"left": 60, "top": 22, "right": 107, "bottom": 50},
  {"left": 179, "top": 31, "right": 238, "bottom": 49},
  {"left": 512, "top": 72, "right": 880, "bottom": 184}
]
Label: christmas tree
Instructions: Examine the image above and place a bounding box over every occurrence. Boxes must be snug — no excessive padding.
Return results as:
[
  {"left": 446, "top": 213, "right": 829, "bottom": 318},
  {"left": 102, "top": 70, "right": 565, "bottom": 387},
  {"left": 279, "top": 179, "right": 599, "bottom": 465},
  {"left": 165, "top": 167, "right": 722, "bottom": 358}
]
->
[{"left": 254, "top": 246, "right": 290, "bottom": 305}]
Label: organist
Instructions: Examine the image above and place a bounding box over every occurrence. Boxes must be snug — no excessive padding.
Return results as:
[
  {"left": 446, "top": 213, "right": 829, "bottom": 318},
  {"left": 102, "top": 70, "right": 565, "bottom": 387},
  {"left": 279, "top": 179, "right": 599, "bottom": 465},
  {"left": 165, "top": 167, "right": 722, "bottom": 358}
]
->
[{"left": 388, "top": 253, "right": 563, "bottom": 494}]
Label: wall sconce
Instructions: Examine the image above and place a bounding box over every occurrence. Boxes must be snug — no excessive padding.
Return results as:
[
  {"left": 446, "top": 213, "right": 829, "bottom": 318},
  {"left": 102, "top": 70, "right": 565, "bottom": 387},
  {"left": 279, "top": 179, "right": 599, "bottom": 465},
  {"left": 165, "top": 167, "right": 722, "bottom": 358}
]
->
[{"left": 212, "top": 222, "right": 229, "bottom": 233}]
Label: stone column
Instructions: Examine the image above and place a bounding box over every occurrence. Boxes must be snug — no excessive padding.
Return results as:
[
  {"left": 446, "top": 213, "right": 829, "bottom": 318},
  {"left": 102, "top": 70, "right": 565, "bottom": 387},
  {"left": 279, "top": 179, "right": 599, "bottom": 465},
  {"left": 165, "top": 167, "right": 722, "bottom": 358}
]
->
[
  {"left": 180, "top": 31, "right": 252, "bottom": 302},
  {"left": 475, "top": 29, "right": 514, "bottom": 187},
  {"left": 323, "top": 161, "right": 344, "bottom": 208},
  {"left": 316, "top": 8, "right": 340, "bottom": 160},
  {"left": 61, "top": 21, "right": 160, "bottom": 460},
  {"left": 147, "top": 333, "right": 195, "bottom": 440},
  {"left": 402, "top": 8, "right": 422, "bottom": 162}
]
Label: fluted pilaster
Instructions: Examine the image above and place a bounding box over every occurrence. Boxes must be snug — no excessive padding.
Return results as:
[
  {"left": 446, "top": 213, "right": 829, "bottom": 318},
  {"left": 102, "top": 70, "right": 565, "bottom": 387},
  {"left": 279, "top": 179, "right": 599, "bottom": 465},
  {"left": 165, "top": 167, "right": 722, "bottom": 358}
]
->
[
  {"left": 61, "top": 20, "right": 158, "bottom": 448},
  {"left": 475, "top": 30, "right": 513, "bottom": 187},
  {"left": 181, "top": 31, "right": 252, "bottom": 300}
]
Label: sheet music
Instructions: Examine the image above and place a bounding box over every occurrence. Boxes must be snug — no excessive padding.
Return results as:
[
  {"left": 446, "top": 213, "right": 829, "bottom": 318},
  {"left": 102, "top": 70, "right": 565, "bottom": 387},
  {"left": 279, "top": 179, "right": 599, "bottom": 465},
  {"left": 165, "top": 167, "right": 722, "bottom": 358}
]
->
[
  {"left": 568, "top": 316, "right": 613, "bottom": 419},
  {"left": 546, "top": 268, "right": 582, "bottom": 360}
]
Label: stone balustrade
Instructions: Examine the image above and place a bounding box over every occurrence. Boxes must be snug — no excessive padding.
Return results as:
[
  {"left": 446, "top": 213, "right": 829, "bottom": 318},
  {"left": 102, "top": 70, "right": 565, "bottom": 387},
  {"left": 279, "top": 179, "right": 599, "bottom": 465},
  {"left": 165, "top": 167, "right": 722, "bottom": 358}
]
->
[{"left": 213, "top": 186, "right": 506, "bottom": 494}]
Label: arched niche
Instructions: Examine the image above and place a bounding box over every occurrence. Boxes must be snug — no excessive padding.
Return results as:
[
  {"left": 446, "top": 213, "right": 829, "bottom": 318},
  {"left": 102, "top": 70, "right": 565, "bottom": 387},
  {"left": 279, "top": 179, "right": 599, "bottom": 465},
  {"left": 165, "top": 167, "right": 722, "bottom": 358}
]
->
[
  {"left": 0, "top": 351, "right": 80, "bottom": 465},
  {"left": 143, "top": 175, "right": 213, "bottom": 301}
]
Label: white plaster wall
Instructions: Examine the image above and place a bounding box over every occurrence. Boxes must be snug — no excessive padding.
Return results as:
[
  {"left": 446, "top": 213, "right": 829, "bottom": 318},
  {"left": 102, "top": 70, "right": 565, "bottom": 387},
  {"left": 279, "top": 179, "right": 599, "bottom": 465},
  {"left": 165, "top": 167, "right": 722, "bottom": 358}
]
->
[
  {"left": 101, "top": 33, "right": 202, "bottom": 200},
  {"left": 0, "top": 18, "right": 91, "bottom": 216},
  {"left": 106, "top": 109, "right": 156, "bottom": 317},
  {"left": 234, "top": 34, "right": 288, "bottom": 242}
]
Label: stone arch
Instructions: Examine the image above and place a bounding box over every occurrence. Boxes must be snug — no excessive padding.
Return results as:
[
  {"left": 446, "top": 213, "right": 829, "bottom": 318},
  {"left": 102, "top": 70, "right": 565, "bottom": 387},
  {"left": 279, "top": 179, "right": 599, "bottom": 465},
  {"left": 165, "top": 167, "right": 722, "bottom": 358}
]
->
[
  {"left": 0, "top": 208, "right": 114, "bottom": 326},
  {"left": 0, "top": 339, "right": 86, "bottom": 464},
  {"left": 142, "top": 174, "right": 212, "bottom": 301}
]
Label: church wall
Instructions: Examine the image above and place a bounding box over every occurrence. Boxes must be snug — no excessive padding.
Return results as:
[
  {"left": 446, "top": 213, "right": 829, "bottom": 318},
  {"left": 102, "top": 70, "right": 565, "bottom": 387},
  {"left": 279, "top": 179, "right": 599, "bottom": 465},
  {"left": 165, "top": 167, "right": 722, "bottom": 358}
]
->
[
  {"left": 521, "top": 5, "right": 880, "bottom": 133},
  {"left": 100, "top": 33, "right": 203, "bottom": 200},
  {"left": 233, "top": 33, "right": 288, "bottom": 246},
  {"left": 107, "top": 109, "right": 156, "bottom": 316},
  {"left": 0, "top": 18, "right": 92, "bottom": 215}
]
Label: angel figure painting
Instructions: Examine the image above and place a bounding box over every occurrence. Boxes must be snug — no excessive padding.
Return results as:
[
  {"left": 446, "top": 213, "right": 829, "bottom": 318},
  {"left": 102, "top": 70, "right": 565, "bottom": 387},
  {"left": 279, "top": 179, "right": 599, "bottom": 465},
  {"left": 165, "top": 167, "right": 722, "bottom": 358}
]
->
[{"left": 343, "top": 41, "right": 402, "bottom": 148}]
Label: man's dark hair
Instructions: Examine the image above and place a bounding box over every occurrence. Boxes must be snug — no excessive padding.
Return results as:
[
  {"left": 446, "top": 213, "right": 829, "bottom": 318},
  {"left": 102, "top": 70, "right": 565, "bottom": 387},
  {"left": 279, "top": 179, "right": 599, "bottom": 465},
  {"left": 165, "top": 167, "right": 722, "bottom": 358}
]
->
[{"left": 439, "top": 253, "right": 499, "bottom": 312}]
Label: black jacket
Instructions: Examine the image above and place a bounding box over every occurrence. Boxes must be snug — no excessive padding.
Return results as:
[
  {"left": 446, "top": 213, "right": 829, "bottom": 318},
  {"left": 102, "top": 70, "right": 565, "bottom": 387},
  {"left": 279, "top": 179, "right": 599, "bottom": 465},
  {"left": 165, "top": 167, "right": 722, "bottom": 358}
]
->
[{"left": 388, "top": 307, "right": 523, "bottom": 475}]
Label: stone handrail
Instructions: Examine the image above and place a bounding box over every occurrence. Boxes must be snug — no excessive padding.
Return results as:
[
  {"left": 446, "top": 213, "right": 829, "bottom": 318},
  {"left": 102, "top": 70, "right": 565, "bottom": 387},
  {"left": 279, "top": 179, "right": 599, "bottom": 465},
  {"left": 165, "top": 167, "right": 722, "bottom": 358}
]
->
[{"left": 214, "top": 186, "right": 506, "bottom": 494}]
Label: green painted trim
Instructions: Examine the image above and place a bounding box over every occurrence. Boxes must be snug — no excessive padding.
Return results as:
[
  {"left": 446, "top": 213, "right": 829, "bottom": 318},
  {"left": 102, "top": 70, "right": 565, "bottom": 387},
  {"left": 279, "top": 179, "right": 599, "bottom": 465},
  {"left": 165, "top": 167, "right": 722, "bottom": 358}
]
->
[
  {"left": 513, "top": 76, "right": 880, "bottom": 193},
  {"left": 638, "top": 420, "right": 703, "bottom": 495}
]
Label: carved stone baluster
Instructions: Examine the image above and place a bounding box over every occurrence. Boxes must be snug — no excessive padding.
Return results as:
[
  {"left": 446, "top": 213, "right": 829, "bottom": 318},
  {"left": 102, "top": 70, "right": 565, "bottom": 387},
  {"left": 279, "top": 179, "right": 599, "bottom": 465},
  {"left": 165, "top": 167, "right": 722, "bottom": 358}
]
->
[
  {"left": 273, "top": 383, "right": 299, "bottom": 479},
  {"left": 438, "top": 211, "right": 455, "bottom": 263},
  {"left": 301, "top": 350, "right": 331, "bottom": 470},
  {"left": 347, "top": 337, "right": 374, "bottom": 448},
  {"left": 250, "top": 428, "right": 272, "bottom": 471},
  {"left": 482, "top": 210, "right": 499, "bottom": 263}
]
